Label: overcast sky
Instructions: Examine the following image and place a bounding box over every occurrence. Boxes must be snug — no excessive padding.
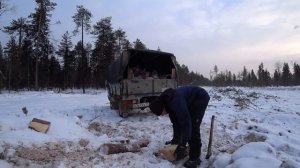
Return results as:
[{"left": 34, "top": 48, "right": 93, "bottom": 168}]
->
[{"left": 1, "top": 0, "right": 300, "bottom": 77}]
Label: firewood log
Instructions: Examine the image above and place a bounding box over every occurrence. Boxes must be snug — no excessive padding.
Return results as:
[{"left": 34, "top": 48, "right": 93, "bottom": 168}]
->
[
  {"left": 159, "top": 144, "right": 177, "bottom": 162},
  {"left": 99, "top": 139, "right": 149, "bottom": 154}
]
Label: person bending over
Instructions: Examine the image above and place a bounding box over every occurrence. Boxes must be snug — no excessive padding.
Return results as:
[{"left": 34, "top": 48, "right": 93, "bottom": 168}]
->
[{"left": 150, "top": 86, "right": 210, "bottom": 168}]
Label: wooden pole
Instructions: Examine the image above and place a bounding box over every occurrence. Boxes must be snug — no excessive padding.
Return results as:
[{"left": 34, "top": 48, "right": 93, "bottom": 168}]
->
[{"left": 205, "top": 115, "right": 215, "bottom": 159}]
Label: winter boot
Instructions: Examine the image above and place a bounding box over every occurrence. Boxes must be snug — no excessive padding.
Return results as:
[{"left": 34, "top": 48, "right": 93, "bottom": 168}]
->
[
  {"left": 183, "top": 158, "right": 201, "bottom": 168},
  {"left": 165, "top": 138, "right": 179, "bottom": 145}
]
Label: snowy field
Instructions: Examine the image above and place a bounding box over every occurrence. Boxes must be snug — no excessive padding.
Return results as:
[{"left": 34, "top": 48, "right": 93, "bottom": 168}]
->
[{"left": 0, "top": 87, "right": 300, "bottom": 168}]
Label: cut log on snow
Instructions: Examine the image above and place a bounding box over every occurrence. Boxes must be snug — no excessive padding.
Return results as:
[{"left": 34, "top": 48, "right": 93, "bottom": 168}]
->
[
  {"left": 28, "top": 118, "right": 51, "bottom": 133},
  {"left": 99, "top": 139, "right": 149, "bottom": 155},
  {"left": 159, "top": 144, "right": 178, "bottom": 162},
  {"left": 158, "top": 144, "right": 189, "bottom": 162}
]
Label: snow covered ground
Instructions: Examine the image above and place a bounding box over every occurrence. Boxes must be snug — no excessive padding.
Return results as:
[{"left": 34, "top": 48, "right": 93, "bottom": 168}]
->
[{"left": 0, "top": 87, "right": 299, "bottom": 168}]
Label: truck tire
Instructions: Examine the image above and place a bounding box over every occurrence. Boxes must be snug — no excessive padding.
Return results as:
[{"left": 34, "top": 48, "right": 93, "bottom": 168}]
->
[
  {"left": 110, "top": 101, "right": 119, "bottom": 110},
  {"left": 109, "top": 95, "right": 119, "bottom": 110},
  {"left": 118, "top": 101, "right": 129, "bottom": 118}
]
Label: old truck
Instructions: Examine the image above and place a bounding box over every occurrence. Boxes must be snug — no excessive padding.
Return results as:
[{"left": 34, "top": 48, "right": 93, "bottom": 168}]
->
[{"left": 106, "top": 49, "right": 178, "bottom": 117}]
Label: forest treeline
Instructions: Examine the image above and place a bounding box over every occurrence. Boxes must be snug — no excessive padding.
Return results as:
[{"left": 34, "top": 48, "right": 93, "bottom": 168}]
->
[
  {"left": 0, "top": 0, "right": 299, "bottom": 93},
  {"left": 178, "top": 62, "right": 300, "bottom": 87}
]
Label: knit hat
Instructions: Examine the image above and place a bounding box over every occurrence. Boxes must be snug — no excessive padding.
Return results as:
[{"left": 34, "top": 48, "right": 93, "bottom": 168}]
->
[{"left": 149, "top": 97, "right": 164, "bottom": 116}]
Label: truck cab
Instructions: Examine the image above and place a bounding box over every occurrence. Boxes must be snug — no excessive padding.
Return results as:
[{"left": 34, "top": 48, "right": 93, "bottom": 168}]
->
[{"left": 106, "top": 49, "right": 178, "bottom": 117}]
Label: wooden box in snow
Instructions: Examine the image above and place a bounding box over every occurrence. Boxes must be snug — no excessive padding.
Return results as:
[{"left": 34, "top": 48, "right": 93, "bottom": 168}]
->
[{"left": 28, "top": 118, "right": 51, "bottom": 133}]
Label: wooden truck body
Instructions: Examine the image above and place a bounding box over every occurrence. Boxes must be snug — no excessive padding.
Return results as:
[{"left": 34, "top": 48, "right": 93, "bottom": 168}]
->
[{"left": 106, "top": 49, "right": 178, "bottom": 117}]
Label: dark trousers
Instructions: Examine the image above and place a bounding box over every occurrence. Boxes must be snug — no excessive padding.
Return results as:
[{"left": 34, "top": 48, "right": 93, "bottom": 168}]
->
[
  {"left": 170, "top": 116, "right": 180, "bottom": 141},
  {"left": 188, "top": 92, "right": 210, "bottom": 160}
]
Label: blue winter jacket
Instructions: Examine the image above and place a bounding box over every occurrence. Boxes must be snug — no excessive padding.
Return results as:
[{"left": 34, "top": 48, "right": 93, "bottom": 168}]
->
[{"left": 163, "top": 86, "right": 209, "bottom": 144}]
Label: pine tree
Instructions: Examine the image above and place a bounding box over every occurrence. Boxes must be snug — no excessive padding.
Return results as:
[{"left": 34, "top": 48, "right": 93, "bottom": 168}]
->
[
  {"left": 257, "top": 63, "right": 264, "bottom": 86},
  {"left": 250, "top": 69, "right": 257, "bottom": 86},
  {"left": 28, "top": 0, "right": 56, "bottom": 90},
  {"left": 180, "top": 64, "right": 190, "bottom": 85},
  {"left": 91, "top": 17, "right": 116, "bottom": 87},
  {"left": 213, "top": 65, "right": 218, "bottom": 77},
  {"left": 0, "top": 42, "right": 5, "bottom": 89},
  {"left": 21, "top": 39, "right": 35, "bottom": 89},
  {"left": 73, "top": 41, "right": 89, "bottom": 88},
  {"left": 263, "top": 69, "right": 272, "bottom": 86},
  {"left": 257, "top": 63, "right": 271, "bottom": 86},
  {"left": 273, "top": 70, "right": 281, "bottom": 86},
  {"left": 281, "top": 62, "right": 292, "bottom": 86},
  {"left": 57, "top": 31, "right": 74, "bottom": 89},
  {"left": 215, "top": 72, "right": 227, "bottom": 86},
  {"left": 72, "top": 41, "right": 81, "bottom": 88},
  {"left": 3, "top": 17, "right": 27, "bottom": 48},
  {"left": 225, "top": 70, "right": 232, "bottom": 86},
  {"left": 0, "top": 42, "right": 3, "bottom": 69},
  {"left": 3, "top": 17, "right": 29, "bottom": 89},
  {"left": 232, "top": 74, "right": 237, "bottom": 85},
  {"left": 293, "top": 63, "right": 300, "bottom": 85},
  {"left": 114, "top": 28, "right": 131, "bottom": 59},
  {"left": 133, "top": 38, "right": 146, "bottom": 49},
  {"left": 85, "top": 42, "right": 92, "bottom": 87},
  {"left": 4, "top": 36, "right": 19, "bottom": 92},
  {"left": 241, "top": 66, "right": 248, "bottom": 86},
  {"left": 48, "top": 55, "right": 61, "bottom": 88},
  {"left": 72, "top": 5, "right": 92, "bottom": 93}
]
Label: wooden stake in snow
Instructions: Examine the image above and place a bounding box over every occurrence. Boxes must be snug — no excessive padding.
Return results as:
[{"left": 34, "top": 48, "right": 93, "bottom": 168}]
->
[
  {"left": 99, "top": 139, "right": 149, "bottom": 155},
  {"left": 28, "top": 118, "right": 51, "bottom": 133},
  {"left": 205, "top": 115, "right": 215, "bottom": 159}
]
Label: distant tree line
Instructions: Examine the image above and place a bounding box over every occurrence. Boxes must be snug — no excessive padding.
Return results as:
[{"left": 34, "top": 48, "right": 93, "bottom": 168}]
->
[
  {"left": 173, "top": 62, "right": 300, "bottom": 87},
  {"left": 0, "top": 0, "right": 300, "bottom": 92},
  {"left": 175, "top": 62, "right": 211, "bottom": 86},
  {"left": 209, "top": 62, "right": 300, "bottom": 87}
]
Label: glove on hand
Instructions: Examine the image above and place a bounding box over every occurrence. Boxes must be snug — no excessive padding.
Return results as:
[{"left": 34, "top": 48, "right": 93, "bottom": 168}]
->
[{"left": 174, "top": 144, "right": 187, "bottom": 161}]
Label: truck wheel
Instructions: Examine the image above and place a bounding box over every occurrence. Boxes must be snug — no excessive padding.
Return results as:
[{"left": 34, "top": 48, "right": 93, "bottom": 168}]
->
[
  {"left": 118, "top": 101, "right": 128, "bottom": 118},
  {"left": 110, "top": 102, "right": 119, "bottom": 110}
]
